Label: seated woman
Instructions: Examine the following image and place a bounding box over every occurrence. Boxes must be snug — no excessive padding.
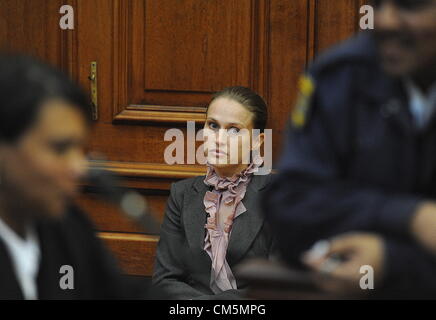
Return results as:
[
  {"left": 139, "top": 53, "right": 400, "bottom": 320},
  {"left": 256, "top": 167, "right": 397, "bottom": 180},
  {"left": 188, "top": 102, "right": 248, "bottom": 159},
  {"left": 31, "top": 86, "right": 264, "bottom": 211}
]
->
[{"left": 152, "top": 86, "right": 275, "bottom": 299}]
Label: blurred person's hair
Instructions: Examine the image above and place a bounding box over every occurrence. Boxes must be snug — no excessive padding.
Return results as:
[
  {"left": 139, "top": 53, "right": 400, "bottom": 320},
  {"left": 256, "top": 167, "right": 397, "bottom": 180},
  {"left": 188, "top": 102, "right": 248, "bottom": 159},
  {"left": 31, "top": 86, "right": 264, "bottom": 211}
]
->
[
  {"left": 208, "top": 86, "right": 268, "bottom": 133},
  {"left": 0, "top": 54, "right": 91, "bottom": 143}
]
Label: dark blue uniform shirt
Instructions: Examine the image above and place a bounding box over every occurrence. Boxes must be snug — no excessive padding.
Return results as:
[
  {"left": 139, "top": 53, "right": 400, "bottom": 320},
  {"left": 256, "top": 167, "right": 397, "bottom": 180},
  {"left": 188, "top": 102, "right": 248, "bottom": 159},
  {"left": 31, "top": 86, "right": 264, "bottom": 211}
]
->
[{"left": 264, "top": 32, "right": 436, "bottom": 298}]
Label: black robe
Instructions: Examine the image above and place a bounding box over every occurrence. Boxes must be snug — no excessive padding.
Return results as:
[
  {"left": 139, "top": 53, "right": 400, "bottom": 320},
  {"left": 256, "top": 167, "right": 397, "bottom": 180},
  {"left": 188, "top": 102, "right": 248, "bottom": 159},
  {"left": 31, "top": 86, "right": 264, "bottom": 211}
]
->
[{"left": 0, "top": 206, "right": 147, "bottom": 300}]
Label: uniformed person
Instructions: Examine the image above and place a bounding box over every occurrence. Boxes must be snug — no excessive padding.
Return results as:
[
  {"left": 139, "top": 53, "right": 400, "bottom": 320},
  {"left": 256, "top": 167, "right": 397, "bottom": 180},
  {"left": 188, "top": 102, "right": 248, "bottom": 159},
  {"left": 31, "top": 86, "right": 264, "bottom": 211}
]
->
[{"left": 263, "top": 0, "right": 436, "bottom": 298}]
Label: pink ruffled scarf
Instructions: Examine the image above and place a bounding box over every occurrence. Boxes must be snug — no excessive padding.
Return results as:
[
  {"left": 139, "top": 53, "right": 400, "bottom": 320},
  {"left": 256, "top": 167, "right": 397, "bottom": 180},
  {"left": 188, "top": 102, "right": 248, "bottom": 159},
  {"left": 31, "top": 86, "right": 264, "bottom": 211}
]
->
[{"left": 203, "top": 160, "right": 261, "bottom": 293}]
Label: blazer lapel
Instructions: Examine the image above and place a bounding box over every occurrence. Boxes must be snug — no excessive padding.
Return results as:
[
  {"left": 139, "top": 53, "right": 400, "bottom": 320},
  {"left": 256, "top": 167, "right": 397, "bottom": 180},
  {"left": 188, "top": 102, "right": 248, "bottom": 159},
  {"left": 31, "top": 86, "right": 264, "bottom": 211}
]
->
[
  {"left": 227, "top": 174, "right": 270, "bottom": 267},
  {"left": 183, "top": 177, "right": 209, "bottom": 250}
]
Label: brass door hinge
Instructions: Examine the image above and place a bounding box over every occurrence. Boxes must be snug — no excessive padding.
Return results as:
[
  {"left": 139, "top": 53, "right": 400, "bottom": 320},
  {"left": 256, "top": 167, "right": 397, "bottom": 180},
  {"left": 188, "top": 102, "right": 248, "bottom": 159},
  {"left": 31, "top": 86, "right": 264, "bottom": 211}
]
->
[{"left": 88, "top": 61, "right": 98, "bottom": 121}]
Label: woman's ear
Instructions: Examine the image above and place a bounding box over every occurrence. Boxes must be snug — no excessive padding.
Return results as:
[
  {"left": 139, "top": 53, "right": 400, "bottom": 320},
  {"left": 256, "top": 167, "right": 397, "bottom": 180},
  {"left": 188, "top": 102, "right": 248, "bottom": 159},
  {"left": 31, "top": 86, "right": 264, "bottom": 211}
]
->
[{"left": 252, "top": 132, "right": 265, "bottom": 151}]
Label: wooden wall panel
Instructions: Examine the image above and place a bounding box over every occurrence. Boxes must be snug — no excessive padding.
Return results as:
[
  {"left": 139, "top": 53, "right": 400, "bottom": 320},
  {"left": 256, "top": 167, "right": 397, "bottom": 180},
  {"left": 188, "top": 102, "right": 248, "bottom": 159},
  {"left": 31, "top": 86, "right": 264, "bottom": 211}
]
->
[
  {"left": 100, "top": 232, "right": 159, "bottom": 276},
  {"left": 144, "top": 0, "right": 253, "bottom": 92},
  {"left": 113, "top": 0, "right": 272, "bottom": 125},
  {"left": 0, "top": 0, "right": 66, "bottom": 69},
  {"left": 268, "top": 0, "right": 309, "bottom": 156},
  {"left": 308, "top": 0, "right": 367, "bottom": 60}
]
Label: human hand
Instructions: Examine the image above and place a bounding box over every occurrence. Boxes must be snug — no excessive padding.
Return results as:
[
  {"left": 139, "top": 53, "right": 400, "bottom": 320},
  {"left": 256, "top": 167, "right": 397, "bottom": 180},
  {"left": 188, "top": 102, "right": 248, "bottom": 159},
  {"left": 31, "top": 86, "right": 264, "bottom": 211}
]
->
[{"left": 302, "top": 233, "right": 386, "bottom": 296}]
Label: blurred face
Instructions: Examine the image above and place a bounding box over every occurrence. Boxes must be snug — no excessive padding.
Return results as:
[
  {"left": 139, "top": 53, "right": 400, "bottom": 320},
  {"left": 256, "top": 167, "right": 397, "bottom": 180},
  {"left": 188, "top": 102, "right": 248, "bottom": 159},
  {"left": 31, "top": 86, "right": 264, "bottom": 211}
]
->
[
  {"left": 0, "top": 99, "right": 88, "bottom": 219},
  {"left": 373, "top": 0, "right": 436, "bottom": 78},
  {"left": 203, "top": 97, "right": 264, "bottom": 173}
]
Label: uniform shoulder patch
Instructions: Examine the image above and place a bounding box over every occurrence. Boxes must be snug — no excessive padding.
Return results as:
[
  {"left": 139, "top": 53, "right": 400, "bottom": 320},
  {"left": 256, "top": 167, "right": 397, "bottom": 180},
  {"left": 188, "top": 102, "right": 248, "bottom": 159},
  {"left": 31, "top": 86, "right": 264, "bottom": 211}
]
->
[{"left": 291, "top": 74, "right": 315, "bottom": 129}]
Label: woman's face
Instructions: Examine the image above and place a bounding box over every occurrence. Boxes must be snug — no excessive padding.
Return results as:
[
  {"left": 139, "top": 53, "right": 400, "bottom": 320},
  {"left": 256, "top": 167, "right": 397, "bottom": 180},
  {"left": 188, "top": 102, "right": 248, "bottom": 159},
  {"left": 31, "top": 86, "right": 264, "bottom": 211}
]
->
[
  {"left": 203, "top": 97, "right": 264, "bottom": 169},
  {"left": 0, "top": 99, "right": 88, "bottom": 219}
]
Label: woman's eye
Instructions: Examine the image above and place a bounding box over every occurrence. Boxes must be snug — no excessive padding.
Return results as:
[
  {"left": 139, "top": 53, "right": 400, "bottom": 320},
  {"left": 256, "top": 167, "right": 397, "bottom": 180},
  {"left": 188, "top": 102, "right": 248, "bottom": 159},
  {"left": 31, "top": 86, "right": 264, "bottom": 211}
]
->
[
  {"left": 227, "top": 127, "right": 240, "bottom": 135},
  {"left": 208, "top": 122, "right": 218, "bottom": 130}
]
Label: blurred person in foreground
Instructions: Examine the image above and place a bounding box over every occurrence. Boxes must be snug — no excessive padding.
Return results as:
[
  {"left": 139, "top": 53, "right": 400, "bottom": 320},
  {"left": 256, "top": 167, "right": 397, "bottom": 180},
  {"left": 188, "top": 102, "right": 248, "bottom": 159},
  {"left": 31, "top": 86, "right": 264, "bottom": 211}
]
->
[
  {"left": 264, "top": 0, "right": 436, "bottom": 298},
  {"left": 0, "top": 54, "right": 146, "bottom": 299}
]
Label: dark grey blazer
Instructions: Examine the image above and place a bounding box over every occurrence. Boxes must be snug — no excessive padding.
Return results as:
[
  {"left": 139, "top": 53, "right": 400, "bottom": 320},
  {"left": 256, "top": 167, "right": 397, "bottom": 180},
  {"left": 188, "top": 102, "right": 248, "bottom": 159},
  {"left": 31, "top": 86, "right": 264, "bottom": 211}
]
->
[{"left": 152, "top": 173, "right": 275, "bottom": 300}]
